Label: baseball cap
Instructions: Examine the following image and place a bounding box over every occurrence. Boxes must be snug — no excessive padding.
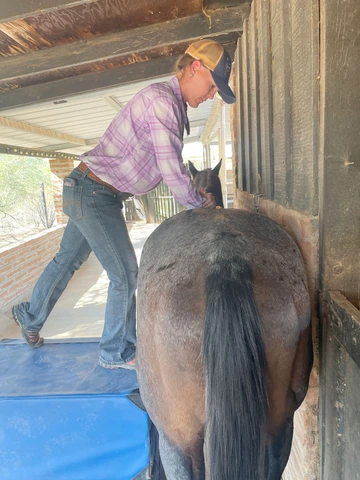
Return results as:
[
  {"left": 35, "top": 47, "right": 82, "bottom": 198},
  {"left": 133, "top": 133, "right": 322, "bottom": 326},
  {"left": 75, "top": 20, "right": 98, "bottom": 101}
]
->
[{"left": 185, "top": 39, "right": 236, "bottom": 104}]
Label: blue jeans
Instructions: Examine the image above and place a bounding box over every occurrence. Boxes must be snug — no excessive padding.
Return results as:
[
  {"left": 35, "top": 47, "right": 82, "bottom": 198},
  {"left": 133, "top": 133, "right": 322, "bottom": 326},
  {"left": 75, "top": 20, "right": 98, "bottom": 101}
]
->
[{"left": 14, "top": 166, "right": 137, "bottom": 367}]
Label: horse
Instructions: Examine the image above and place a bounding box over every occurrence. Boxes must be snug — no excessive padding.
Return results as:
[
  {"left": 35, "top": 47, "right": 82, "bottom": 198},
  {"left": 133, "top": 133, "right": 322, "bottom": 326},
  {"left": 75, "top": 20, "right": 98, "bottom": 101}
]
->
[
  {"left": 136, "top": 163, "right": 313, "bottom": 480},
  {"left": 188, "top": 159, "right": 224, "bottom": 208}
]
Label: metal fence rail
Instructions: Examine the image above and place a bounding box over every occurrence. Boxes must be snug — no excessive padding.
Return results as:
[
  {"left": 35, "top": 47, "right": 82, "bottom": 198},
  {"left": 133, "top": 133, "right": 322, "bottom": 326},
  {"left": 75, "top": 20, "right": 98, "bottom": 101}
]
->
[
  {"left": 148, "top": 180, "right": 184, "bottom": 223},
  {"left": 124, "top": 181, "right": 184, "bottom": 223}
]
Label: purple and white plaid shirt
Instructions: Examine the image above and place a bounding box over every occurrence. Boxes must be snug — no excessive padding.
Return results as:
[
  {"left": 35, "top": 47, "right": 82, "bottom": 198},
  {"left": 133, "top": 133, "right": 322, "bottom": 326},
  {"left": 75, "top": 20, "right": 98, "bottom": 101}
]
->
[{"left": 80, "top": 77, "right": 202, "bottom": 208}]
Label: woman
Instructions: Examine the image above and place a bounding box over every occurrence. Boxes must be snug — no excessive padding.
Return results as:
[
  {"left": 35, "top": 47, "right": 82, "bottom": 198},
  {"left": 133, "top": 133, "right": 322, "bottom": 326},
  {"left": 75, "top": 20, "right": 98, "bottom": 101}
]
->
[{"left": 12, "top": 39, "right": 236, "bottom": 370}]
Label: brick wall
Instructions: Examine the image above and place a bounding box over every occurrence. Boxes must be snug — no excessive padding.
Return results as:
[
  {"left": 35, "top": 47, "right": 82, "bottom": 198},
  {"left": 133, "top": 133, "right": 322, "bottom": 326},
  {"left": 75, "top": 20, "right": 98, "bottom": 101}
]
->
[
  {"left": 0, "top": 226, "right": 64, "bottom": 311},
  {"left": 49, "top": 158, "right": 75, "bottom": 224},
  {"left": 234, "top": 190, "right": 320, "bottom": 480}
]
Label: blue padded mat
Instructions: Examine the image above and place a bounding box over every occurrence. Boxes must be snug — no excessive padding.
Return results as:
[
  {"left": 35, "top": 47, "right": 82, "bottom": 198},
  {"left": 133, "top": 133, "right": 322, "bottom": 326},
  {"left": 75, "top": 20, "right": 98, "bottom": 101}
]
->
[
  {"left": 0, "top": 339, "right": 150, "bottom": 480},
  {"left": 0, "top": 339, "right": 138, "bottom": 396}
]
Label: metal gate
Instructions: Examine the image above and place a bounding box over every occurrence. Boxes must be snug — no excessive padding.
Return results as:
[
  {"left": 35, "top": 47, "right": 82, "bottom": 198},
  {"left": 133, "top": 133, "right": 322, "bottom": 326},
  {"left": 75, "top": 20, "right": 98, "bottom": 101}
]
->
[
  {"left": 146, "top": 180, "right": 184, "bottom": 223},
  {"left": 124, "top": 181, "right": 184, "bottom": 224},
  {"left": 321, "top": 291, "right": 360, "bottom": 480}
]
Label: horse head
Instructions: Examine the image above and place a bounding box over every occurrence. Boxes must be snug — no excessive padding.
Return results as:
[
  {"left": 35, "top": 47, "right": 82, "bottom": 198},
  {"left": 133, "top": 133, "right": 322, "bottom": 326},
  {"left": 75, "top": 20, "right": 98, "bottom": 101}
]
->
[{"left": 188, "top": 159, "right": 224, "bottom": 208}]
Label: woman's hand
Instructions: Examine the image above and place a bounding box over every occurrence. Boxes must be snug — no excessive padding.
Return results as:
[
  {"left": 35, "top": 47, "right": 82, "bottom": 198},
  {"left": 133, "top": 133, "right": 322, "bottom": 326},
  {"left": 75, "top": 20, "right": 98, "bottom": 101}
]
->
[{"left": 199, "top": 188, "right": 217, "bottom": 208}]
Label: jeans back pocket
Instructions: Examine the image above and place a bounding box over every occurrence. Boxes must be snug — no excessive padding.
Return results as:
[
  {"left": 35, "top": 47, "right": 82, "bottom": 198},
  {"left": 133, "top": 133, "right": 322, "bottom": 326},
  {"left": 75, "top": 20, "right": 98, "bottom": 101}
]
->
[{"left": 63, "top": 179, "right": 83, "bottom": 220}]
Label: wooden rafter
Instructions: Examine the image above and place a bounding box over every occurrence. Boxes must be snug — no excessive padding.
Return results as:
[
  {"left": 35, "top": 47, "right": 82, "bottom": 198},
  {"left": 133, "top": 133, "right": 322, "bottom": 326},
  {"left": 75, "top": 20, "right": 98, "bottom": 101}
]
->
[
  {"left": 0, "top": 1, "right": 98, "bottom": 23},
  {"left": 0, "top": 116, "right": 87, "bottom": 145},
  {"left": 0, "top": 41, "right": 237, "bottom": 111},
  {"left": 1, "top": 6, "right": 248, "bottom": 83},
  {"left": 0, "top": 20, "right": 51, "bottom": 50}
]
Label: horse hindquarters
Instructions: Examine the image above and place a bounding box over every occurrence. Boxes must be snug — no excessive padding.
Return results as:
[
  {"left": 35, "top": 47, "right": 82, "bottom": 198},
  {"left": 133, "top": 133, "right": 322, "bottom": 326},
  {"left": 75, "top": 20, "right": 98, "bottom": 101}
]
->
[{"left": 203, "top": 258, "right": 268, "bottom": 480}]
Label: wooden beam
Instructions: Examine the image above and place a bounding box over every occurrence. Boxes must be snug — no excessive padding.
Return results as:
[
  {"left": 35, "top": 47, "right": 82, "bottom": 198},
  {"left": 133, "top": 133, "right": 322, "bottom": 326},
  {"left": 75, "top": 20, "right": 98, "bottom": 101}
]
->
[
  {"left": 205, "top": 0, "right": 251, "bottom": 8},
  {"left": 0, "top": 116, "right": 87, "bottom": 144},
  {"left": 0, "top": 55, "right": 176, "bottom": 111},
  {"left": 0, "top": 40, "right": 237, "bottom": 111},
  {"left": 0, "top": 1, "right": 98, "bottom": 23},
  {"left": 1, "top": 5, "right": 248, "bottom": 83},
  {"left": 0, "top": 20, "right": 52, "bottom": 50}
]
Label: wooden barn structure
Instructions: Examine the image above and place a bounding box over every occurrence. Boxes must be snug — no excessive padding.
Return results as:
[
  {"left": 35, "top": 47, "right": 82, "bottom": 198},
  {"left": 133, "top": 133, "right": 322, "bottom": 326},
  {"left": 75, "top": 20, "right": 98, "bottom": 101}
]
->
[{"left": 0, "top": 1, "right": 359, "bottom": 478}]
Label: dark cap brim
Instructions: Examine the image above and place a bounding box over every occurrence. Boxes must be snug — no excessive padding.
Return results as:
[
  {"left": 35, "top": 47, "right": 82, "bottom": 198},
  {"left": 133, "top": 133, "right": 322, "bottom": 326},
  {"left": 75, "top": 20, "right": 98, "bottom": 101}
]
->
[{"left": 210, "top": 71, "right": 236, "bottom": 104}]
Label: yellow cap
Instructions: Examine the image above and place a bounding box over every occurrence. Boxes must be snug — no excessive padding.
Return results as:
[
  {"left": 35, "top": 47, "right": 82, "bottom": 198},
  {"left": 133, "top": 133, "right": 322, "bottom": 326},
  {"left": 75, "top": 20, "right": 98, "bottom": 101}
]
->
[{"left": 185, "top": 39, "right": 235, "bottom": 104}]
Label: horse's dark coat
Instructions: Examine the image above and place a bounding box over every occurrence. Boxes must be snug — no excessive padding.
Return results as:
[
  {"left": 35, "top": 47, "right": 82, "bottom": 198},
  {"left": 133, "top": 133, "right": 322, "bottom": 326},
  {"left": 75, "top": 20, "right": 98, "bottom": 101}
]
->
[{"left": 137, "top": 180, "right": 312, "bottom": 479}]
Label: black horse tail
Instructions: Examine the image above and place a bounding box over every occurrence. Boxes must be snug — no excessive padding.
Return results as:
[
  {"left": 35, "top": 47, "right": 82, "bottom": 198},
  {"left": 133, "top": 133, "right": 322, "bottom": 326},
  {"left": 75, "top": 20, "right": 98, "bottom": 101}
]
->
[{"left": 203, "top": 258, "right": 268, "bottom": 480}]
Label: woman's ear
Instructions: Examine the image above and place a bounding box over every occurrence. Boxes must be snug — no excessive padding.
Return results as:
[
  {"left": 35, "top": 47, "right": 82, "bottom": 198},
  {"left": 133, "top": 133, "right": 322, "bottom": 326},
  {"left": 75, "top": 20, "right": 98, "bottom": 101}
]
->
[{"left": 190, "top": 60, "right": 202, "bottom": 75}]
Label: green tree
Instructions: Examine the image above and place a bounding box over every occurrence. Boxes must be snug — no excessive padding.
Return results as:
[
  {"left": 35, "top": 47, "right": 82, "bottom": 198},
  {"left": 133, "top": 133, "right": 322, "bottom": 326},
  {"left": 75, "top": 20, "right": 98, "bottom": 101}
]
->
[{"left": 0, "top": 155, "right": 55, "bottom": 246}]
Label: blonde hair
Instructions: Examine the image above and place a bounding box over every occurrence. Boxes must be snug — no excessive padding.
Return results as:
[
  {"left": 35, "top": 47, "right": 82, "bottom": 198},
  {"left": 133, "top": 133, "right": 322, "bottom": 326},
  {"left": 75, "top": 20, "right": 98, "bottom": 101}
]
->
[{"left": 175, "top": 53, "right": 196, "bottom": 72}]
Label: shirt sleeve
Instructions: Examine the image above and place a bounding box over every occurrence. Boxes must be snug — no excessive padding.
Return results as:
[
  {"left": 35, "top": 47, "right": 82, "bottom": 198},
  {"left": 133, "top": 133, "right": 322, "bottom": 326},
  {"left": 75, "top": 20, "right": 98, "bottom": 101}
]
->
[{"left": 147, "top": 97, "right": 203, "bottom": 209}]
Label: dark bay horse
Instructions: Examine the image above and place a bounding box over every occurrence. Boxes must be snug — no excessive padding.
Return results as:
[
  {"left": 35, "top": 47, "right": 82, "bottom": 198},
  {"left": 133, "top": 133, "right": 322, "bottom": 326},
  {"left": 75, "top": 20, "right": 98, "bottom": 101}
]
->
[
  {"left": 188, "top": 159, "right": 224, "bottom": 208},
  {"left": 136, "top": 165, "right": 313, "bottom": 480}
]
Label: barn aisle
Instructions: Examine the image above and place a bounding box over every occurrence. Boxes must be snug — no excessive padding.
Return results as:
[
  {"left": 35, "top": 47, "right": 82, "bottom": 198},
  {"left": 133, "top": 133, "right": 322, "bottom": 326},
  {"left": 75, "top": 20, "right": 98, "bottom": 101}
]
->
[{"left": 0, "top": 221, "right": 158, "bottom": 342}]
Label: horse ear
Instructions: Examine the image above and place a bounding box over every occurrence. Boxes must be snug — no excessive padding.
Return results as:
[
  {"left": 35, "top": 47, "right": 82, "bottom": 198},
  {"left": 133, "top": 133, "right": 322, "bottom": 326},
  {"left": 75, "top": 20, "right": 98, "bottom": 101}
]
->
[
  {"left": 188, "top": 160, "right": 199, "bottom": 179},
  {"left": 212, "top": 159, "right": 222, "bottom": 176}
]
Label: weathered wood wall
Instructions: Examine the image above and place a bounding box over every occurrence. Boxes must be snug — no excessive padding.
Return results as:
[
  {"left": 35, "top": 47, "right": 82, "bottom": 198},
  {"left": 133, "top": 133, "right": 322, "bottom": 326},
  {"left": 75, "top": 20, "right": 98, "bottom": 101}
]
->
[
  {"left": 232, "top": 0, "right": 360, "bottom": 479},
  {"left": 232, "top": 0, "right": 320, "bottom": 478},
  {"left": 319, "top": 0, "right": 360, "bottom": 479},
  {"left": 234, "top": 0, "right": 319, "bottom": 214}
]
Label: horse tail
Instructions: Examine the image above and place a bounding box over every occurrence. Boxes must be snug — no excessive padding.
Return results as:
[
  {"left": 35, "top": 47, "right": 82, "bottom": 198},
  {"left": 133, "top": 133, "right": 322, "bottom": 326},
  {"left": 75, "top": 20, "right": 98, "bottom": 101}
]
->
[{"left": 203, "top": 258, "right": 268, "bottom": 480}]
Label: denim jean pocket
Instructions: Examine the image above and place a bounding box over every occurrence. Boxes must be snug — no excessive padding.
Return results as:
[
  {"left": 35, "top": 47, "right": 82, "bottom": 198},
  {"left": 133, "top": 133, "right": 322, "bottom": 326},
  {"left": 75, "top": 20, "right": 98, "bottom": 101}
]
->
[{"left": 63, "top": 182, "right": 83, "bottom": 220}]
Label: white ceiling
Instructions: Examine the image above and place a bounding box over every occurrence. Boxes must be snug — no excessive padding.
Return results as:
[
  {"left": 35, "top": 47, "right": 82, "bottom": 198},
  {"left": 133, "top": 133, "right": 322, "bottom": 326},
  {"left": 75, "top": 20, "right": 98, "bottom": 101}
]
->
[{"left": 0, "top": 75, "right": 231, "bottom": 159}]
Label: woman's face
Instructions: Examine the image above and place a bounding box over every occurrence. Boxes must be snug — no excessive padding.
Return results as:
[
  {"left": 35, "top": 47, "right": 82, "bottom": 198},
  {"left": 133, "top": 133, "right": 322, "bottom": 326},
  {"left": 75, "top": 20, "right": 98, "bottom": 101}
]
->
[{"left": 180, "top": 61, "right": 219, "bottom": 108}]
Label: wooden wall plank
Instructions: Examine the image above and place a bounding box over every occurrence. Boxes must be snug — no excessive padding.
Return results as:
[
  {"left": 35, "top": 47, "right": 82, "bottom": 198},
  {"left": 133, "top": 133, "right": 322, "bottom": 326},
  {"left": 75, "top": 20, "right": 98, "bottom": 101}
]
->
[
  {"left": 241, "top": 19, "right": 252, "bottom": 192},
  {"left": 257, "top": 0, "right": 274, "bottom": 200},
  {"left": 248, "top": 1, "right": 261, "bottom": 193},
  {"left": 289, "top": 0, "right": 319, "bottom": 214},
  {"left": 234, "top": 37, "right": 246, "bottom": 191},
  {"left": 322, "top": 291, "right": 360, "bottom": 479},
  {"left": 319, "top": 0, "right": 360, "bottom": 307},
  {"left": 270, "top": 0, "right": 292, "bottom": 206}
]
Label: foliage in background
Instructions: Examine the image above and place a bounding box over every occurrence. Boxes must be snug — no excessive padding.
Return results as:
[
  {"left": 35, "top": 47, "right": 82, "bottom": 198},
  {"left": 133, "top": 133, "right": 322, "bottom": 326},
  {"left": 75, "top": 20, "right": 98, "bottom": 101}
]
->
[{"left": 0, "top": 155, "right": 56, "bottom": 247}]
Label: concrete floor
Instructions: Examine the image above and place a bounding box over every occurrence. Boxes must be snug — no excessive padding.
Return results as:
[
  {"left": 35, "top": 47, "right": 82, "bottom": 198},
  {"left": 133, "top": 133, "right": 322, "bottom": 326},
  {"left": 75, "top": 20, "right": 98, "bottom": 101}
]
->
[{"left": 0, "top": 221, "right": 158, "bottom": 342}]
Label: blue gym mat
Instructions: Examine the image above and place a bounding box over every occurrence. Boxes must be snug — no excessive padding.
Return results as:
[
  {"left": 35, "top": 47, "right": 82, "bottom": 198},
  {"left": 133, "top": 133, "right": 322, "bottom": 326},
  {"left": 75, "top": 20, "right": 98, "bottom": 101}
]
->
[{"left": 0, "top": 339, "right": 151, "bottom": 480}]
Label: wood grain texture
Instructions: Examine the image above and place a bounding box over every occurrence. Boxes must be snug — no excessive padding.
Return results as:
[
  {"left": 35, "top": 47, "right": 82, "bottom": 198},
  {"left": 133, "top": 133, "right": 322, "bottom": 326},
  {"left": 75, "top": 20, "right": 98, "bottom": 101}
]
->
[
  {"left": 270, "top": 0, "right": 291, "bottom": 206},
  {"left": 241, "top": 19, "right": 252, "bottom": 193},
  {"left": 248, "top": 1, "right": 261, "bottom": 193},
  {"left": 257, "top": 0, "right": 274, "bottom": 200},
  {"left": 289, "top": 0, "right": 319, "bottom": 214},
  {"left": 0, "top": 7, "right": 247, "bottom": 86},
  {"left": 319, "top": 0, "right": 360, "bottom": 306},
  {"left": 0, "top": 0, "right": 203, "bottom": 55}
]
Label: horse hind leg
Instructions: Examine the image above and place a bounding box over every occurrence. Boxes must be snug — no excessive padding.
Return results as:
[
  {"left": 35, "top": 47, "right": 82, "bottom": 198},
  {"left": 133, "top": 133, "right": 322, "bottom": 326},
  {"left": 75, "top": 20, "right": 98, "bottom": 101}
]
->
[
  {"left": 266, "top": 415, "right": 294, "bottom": 480},
  {"left": 158, "top": 432, "right": 205, "bottom": 480}
]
